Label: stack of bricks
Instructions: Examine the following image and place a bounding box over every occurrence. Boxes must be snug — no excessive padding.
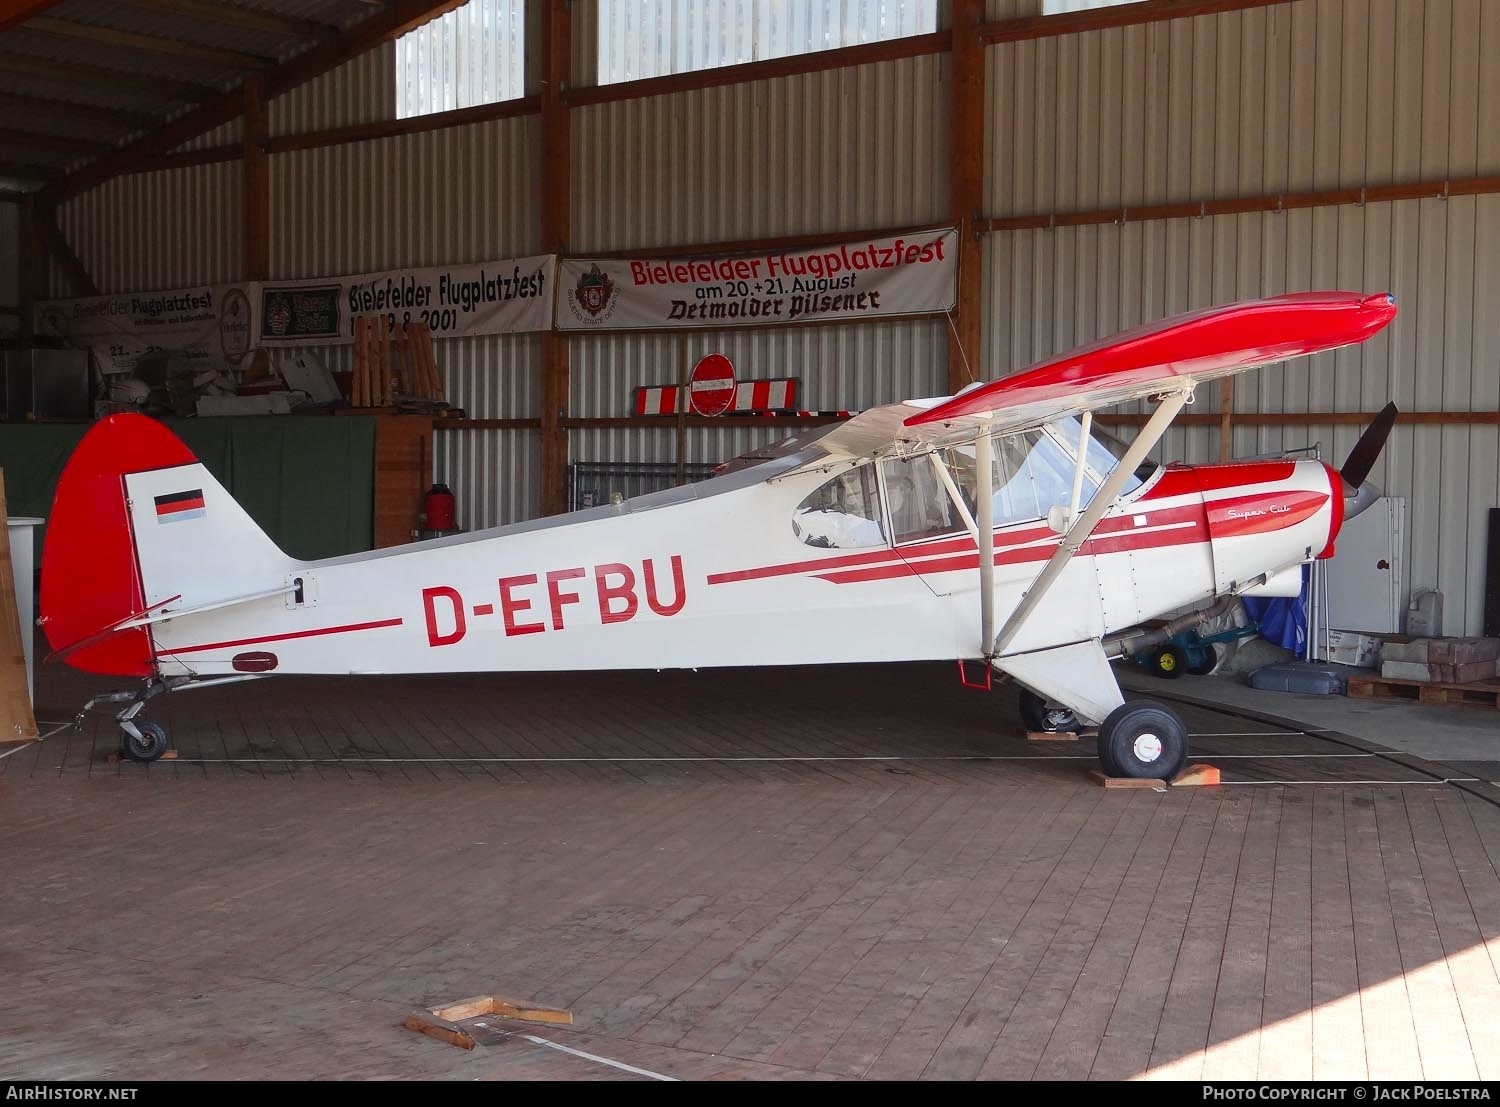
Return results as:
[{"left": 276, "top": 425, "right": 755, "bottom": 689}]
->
[{"left": 1380, "top": 637, "right": 1500, "bottom": 684}]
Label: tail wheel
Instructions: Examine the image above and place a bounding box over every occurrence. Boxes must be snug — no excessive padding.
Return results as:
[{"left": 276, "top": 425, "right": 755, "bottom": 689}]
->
[
  {"left": 121, "top": 721, "right": 169, "bottom": 763},
  {"left": 1151, "top": 644, "right": 1189, "bottom": 679},
  {"left": 1186, "top": 643, "right": 1220, "bottom": 676},
  {"left": 1097, "top": 700, "right": 1188, "bottom": 780},
  {"left": 1018, "top": 689, "right": 1079, "bottom": 734}
]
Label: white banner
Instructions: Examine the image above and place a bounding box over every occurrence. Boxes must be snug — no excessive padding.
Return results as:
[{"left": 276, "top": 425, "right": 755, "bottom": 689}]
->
[
  {"left": 557, "top": 229, "right": 957, "bottom": 332},
  {"left": 35, "top": 284, "right": 257, "bottom": 376},
  {"left": 258, "top": 255, "right": 555, "bottom": 345}
]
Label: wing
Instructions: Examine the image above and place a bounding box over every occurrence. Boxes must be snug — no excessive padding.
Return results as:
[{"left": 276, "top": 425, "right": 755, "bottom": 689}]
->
[
  {"left": 768, "top": 290, "right": 1396, "bottom": 479},
  {"left": 906, "top": 290, "right": 1396, "bottom": 428}
]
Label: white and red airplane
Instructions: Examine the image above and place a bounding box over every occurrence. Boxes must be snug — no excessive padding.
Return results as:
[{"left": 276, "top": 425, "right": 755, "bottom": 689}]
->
[{"left": 40, "top": 290, "right": 1399, "bottom": 780}]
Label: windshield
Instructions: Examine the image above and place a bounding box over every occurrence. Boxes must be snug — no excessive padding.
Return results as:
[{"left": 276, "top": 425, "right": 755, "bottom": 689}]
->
[{"left": 1048, "top": 416, "right": 1156, "bottom": 491}]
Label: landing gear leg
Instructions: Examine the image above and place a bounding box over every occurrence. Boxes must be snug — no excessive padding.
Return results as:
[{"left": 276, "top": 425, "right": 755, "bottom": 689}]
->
[
  {"left": 75, "top": 676, "right": 186, "bottom": 764},
  {"left": 1017, "top": 689, "right": 1080, "bottom": 734},
  {"left": 994, "top": 640, "right": 1192, "bottom": 780}
]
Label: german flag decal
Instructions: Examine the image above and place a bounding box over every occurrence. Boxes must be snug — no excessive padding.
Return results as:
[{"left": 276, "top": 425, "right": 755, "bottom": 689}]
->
[{"left": 154, "top": 489, "right": 205, "bottom": 523}]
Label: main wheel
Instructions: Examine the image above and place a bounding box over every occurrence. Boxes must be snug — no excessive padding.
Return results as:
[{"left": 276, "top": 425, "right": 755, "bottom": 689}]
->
[
  {"left": 1186, "top": 643, "right": 1220, "bottom": 676},
  {"left": 121, "top": 721, "right": 169, "bottom": 763},
  {"left": 1096, "top": 700, "right": 1188, "bottom": 780},
  {"left": 1151, "top": 644, "right": 1188, "bottom": 679},
  {"left": 1018, "top": 689, "right": 1079, "bottom": 734}
]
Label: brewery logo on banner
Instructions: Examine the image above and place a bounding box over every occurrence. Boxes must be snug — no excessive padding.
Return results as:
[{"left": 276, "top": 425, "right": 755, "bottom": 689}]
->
[
  {"left": 219, "top": 288, "right": 254, "bottom": 362},
  {"left": 557, "top": 229, "right": 958, "bottom": 332},
  {"left": 565, "top": 263, "right": 620, "bottom": 326},
  {"left": 261, "top": 285, "right": 341, "bottom": 341},
  {"left": 34, "top": 284, "right": 259, "bottom": 375}
]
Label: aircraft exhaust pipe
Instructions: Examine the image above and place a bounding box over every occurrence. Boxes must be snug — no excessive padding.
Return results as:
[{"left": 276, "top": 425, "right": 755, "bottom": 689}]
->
[{"left": 1103, "top": 596, "right": 1238, "bottom": 660}]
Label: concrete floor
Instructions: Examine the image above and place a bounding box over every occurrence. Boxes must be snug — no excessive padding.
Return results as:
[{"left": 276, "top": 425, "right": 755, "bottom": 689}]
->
[
  {"left": 1129, "top": 670, "right": 1500, "bottom": 767},
  {"left": 4, "top": 659, "right": 1500, "bottom": 1081}
]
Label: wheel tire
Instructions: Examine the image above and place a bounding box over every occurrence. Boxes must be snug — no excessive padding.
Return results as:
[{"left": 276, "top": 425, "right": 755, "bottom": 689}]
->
[
  {"left": 1097, "top": 700, "right": 1188, "bottom": 780},
  {"left": 1186, "top": 643, "right": 1220, "bottom": 676},
  {"left": 121, "top": 721, "right": 169, "bottom": 763},
  {"left": 1018, "top": 689, "right": 1079, "bottom": 734},
  {"left": 1152, "top": 644, "right": 1188, "bottom": 679}
]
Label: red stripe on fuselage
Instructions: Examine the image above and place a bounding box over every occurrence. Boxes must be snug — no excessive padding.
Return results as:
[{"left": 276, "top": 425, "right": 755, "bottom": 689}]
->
[
  {"left": 813, "top": 516, "right": 1209, "bottom": 584},
  {"left": 1205, "top": 490, "right": 1327, "bottom": 538},
  {"left": 715, "top": 504, "right": 1208, "bottom": 587},
  {"left": 156, "top": 617, "right": 404, "bottom": 658}
]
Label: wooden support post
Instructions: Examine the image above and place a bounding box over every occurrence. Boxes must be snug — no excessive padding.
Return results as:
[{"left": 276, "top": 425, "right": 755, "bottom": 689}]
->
[
  {"left": 537, "top": 0, "right": 572, "bottom": 516},
  {"left": 0, "top": 474, "right": 38, "bottom": 746},
  {"left": 675, "top": 335, "right": 688, "bottom": 487},
  {"left": 947, "top": 0, "right": 986, "bottom": 395},
  {"left": 243, "top": 76, "right": 271, "bottom": 380}
]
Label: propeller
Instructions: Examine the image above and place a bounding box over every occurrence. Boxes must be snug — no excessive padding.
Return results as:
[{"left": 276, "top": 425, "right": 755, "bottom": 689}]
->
[{"left": 1340, "top": 401, "right": 1398, "bottom": 519}]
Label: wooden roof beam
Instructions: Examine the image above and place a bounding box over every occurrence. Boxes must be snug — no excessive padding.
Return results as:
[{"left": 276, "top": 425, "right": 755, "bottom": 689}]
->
[
  {"left": 0, "top": 53, "right": 219, "bottom": 101},
  {"left": 0, "top": 0, "right": 67, "bottom": 33},
  {"left": 26, "top": 15, "right": 277, "bottom": 69},
  {"left": 117, "top": 0, "right": 339, "bottom": 40},
  {"left": 979, "top": 0, "right": 1297, "bottom": 43},
  {"left": 0, "top": 91, "right": 159, "bottom": 131},
  {"left": 0, "top": 127, "right": 109, "bottom": 157},
  {"left": 46, "top": 0, "right": 470, "bottom": 205},
  {"left": 0, "top": 159, "right": 62, "bottom": 183}
]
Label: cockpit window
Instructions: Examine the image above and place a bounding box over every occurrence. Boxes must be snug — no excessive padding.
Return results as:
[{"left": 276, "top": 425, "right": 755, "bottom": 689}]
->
[
  {"left": 792, "top": 464, "right": 886, "bottom": 548},
  {"left": 883, "top": 453, "right": 970, "bottom": 544},
  {"left": 1049, "top": 416, "right": 1154, "bottom": 493},
  {"left": 942, "top": 431, "right": 1096, "bottom": 527}
]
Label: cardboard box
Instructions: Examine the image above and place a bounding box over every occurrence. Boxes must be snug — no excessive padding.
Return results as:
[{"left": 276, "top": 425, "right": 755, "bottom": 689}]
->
[{"left": 1324, "top": 629, "right": 1382, "bottom": 668}]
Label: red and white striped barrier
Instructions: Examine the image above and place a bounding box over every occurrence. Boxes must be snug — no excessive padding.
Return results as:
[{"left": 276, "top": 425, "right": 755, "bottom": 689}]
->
[{"left": 634, "top": 377, "right": 802, "bottom": 416}]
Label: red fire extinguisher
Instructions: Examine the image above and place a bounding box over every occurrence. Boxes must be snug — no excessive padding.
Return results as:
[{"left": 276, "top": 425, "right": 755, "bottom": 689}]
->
[{"left": 423, "top": 483, "right": 456, "bottom": 531}]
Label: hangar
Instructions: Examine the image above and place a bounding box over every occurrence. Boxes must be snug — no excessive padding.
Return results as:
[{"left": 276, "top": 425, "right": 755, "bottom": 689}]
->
[{"left": 2, "top": 0, "right": 1499, "bottom": 1083}]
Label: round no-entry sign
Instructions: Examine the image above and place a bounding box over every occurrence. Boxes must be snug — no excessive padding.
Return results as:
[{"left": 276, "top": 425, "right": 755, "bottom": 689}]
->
[{"left": 688, "top": 353, "right": 736, "bottom": 416}]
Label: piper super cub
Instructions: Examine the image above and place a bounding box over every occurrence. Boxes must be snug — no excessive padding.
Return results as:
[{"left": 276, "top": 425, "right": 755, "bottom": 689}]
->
[{"left": 41, "top": 290, "right": 1400, "bottom": 779}]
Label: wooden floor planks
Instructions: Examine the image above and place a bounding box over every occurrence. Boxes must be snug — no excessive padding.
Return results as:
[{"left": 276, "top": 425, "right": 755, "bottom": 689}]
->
[{"left": 6, "top": 660, "right": 1500, "bottom": 1080}]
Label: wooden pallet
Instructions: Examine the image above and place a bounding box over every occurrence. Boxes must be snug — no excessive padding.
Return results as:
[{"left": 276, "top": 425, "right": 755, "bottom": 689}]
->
[{"left": 1347, "top": 674, "right": 1500, "bottom": 708}]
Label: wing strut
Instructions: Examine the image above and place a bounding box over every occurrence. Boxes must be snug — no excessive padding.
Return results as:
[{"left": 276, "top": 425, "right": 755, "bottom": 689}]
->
[
  {"left": 975, "top": 423, "right": 996, "bottom": 653},
  {"left": 991, "top": 388, "right": 1191, "bottom": 657}
]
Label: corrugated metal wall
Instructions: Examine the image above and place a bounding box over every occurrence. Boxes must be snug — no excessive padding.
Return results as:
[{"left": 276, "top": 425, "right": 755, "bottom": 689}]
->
[
  {"left": 270, "top": 116, "right": 539, "bottom": 276},
  {"left": 984, "top": 0, "right": 1498, "bottom": 218},
  {"left": 434, "top": 333, "right": 543, "bottom": 530},
  {"left": 982, "top": 0, "right": 1500, "bottom": 634},
  {"left": 571, "top": 53, "right": 947, "bottom": 250},
  {"left": 174, "top": 119, "right": 242, "bottom": 153},
  {"left": 55, "top": 160, "right": 243, "bottom": 293},
  {"left": 568, "top": 42, "right": 950, "bottom": 479},
  {"left": 272, "top": 112, "right": 541, "bottom": 531},
  {"left": 569, "top": 317, "right": 947, "bottom": 469},
  {"left": 985, "top": 0, "right": 1042, "bottom": 18},
  {"left": 269, "top": 44, "right": 396, "bottom": 136}
]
